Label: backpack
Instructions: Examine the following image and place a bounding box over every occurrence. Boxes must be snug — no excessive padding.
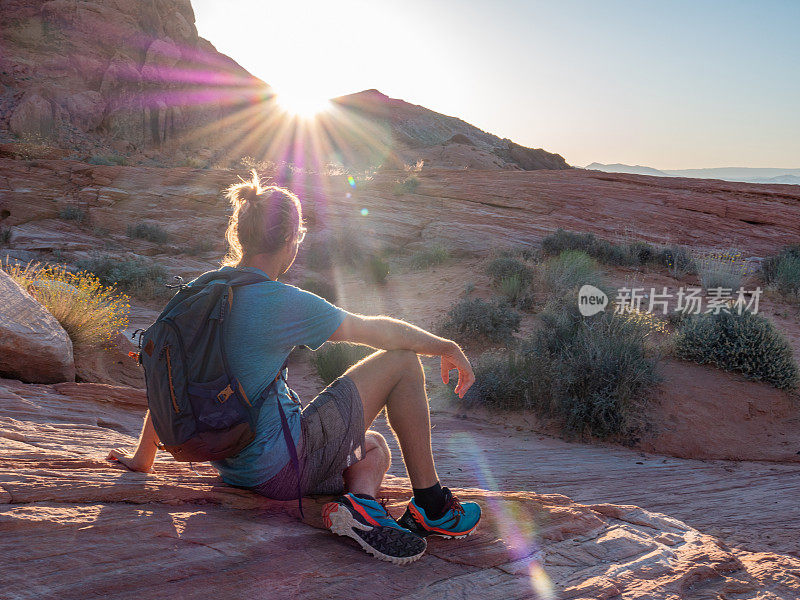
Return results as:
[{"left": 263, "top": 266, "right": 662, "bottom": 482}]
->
[{"left": 139, "top": 268, "right": 286, "bottom": 462}]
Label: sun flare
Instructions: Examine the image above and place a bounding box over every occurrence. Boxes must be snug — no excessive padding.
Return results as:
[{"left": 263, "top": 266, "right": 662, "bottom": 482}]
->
[{"left": 274, "top": 88, "right": 331, "bottom": 118}]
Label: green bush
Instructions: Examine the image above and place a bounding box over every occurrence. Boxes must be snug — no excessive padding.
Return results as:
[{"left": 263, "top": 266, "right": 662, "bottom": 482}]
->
[
  {"left": 439, "top": 297, "right": 521, "bottom": 344},
  {"left": 59, "top": 206, "right": 86, "bottom": 222},
  {"left": 762, "top": 245, "right": 800, "bottom": 297},
  {"left": 394, "top": 175, "right": 420, "bottom": 195},
  {"left": 463, "top": 297, "right": 661, "bottom": 438},
  {"left": 538, "top": 250, "right": 603, "bottom": 297},
  {"left": 542, "top": 229, "right": 633, "bottom": 266},
  {"left": 303, "top": 229, "right": 366, "bottom": 272},
  {"left": 76, "top": 255, "right": 169, "bottom": 300},
  {"left": 659, "top": 245, "right": 695, "bottom": 278},
  {"left": 674, "top": 310, "right": 798, "bottom": 389},
  {"left": 312, "top": 342, "right": 375, "bottom": 385},
  {"left": 127, "top": 222, "right": 170, "bottom": 244},
  {"left": 185, "top": 239, "right": 214, "bottom": 256},
  {"left": 500, "top": 274, "right": 525, "bottom": 303},
  {"left": 410, "top": 244, "right": 450, "bottom": 269},
  {"left": 362, "top": 253, "right": 390, "bottom": 284},
  {"left": 485, "top": 255, "right": 533, "bottom": 286},
  {"left": 301, "top": 277, "right": 338, "bottom": 303},
  {"left": 542, "top": 229, "right": 694, "bottom": 274}
]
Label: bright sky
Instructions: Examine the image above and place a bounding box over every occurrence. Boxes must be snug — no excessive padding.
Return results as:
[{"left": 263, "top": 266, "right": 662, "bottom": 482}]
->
[{"left": 192, "top": 0, "right": 800, "bottom": 170}]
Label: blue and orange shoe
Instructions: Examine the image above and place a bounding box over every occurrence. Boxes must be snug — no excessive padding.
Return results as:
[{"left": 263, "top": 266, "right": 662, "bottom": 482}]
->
[
  {"left": 322, "top": 493, "right": 427, "bottom": 564},
  {"left": 397, "top": 487, "right": 481, "bottom": 539}
]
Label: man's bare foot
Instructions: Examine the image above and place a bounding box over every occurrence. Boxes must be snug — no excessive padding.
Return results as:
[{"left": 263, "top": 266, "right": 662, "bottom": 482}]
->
[{"left": 107, "top": 448, "right": 152, "bottom": 473}]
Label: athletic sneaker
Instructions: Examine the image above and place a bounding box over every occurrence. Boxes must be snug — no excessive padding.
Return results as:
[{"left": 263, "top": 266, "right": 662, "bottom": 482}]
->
[
  {"left": 322, "top": 493, "right": 427, "bottom": 564},
  {"left": 397, "top": 487, "right": 481, "bottom": 539}
]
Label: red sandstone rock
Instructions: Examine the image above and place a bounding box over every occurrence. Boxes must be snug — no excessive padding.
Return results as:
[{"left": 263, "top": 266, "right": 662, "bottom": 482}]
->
[
  {"left": 0, "top": 270, "right": 75, "bottom": 383},
  {"left": 1, "top": 377, "right": 799, "bottom": 598}
]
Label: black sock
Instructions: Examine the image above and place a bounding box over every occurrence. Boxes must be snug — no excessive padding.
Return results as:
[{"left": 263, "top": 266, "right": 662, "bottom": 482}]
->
[
  {"left": 352, "top": 493, "right": 376, "bottom": 502},
  {"left": 413, "top": 482, "right": 446, "bottom": 519}
]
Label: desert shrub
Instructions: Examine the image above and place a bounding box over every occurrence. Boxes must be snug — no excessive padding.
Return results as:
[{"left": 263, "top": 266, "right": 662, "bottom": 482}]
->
[
  {"left": 542, "top": 229, "right": 632, "bottom": 266},
  {"left": 301, "top": 277, "right": 338, "bottom": 303},
  {"left": 500, "top": 274, "right": 525, "bottom": 303},
  {"left": 674, "top": 310, "right": 798, "bottom": 389},
  {"left": 485, "top": 255, "right": 533, "bottom": 286},
  {"left": 88, "top": 154, "right": 127, "bottom": 166},
  {"left": 182, "top": 156, "right": 207, "bottom": 169},
  {"left": 410, "top": 244, "right": 450, "bottom": 269},
  {"left": 762, "top": 245, "right": 800, "bottom": 297},
  {"left": 185, "top": 239, "right": 214, "bottom": 256},
  {"left": 3, "top": 261, "right": 130, "bottom": 350},
  {"left": 127, "top": 222, "right": 170, "bottom": 244},
  {"left": 312, "top": 342, "right": 374, "bottom": 385},
  {"left": 59, "top": 206, "right": 86, "bottom": 223},
  {"left": 659, "top": 244, "right": 695, "bottom": 278},
  {"left": 537, "top": 250, "right": 603, "bottom": 297},
  {"left": 542, "top": 229, "right": 694, "bottom": 274},
  {"left": 304, "top": 238, "right": 334, "bottom": 271},
  {"left": 463, "top": 297, "right": 661, "bottom": 438},
  {"left": 394, "top": 175, "right": 420, "bottom": 195},
  {"left": 362, "top": 253, "right": 390, "bottom": 284},
  {"left": 694, "top": 249, "right": 749, "bottom": 291},
  {"left": 495, "top": 244, "right": 538, "bottom": 261},
  {"left": 304, "top": 228, "right": 367, "bottom": 272},
  {"left": 439, "top": 297, "right": 521, "bottom": 344},
  {"left": 0, "top": 227, "right": 10, "bottom": 245},
  {"left": 76, "top": 255, "right": 169, "bottom": 300}
]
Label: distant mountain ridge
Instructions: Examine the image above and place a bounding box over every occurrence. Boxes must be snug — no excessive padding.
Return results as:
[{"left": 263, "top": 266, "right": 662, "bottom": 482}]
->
[{"left": 586, "top": 163, "right": 800, "bottom": 185}]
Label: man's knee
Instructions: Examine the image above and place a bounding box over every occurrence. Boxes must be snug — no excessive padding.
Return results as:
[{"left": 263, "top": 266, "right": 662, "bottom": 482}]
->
[
  {"left": 384, "top": 349, "right": 423, "bottom": 378},
  {"left": 365, "top": 430, "right": 391, "bottom": 470}
]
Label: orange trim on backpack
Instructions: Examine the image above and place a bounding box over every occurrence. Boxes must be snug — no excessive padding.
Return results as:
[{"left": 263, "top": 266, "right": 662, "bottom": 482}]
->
[
  {"left": 346, "top": 494, "right": 380, "bottom": 527},
  {"left": 237, "top": 381, "right": 252, "bottom": 407},
  {"left": 164, "top": 346, "right": 180, "bottom": 414},
  {"left": 408, "top": 502, "right": 474, "bottom": 536}
]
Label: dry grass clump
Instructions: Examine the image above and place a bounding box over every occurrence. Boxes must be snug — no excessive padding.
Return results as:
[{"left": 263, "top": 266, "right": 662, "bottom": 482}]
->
[
  {"left": 694, "top": 248, "right": 751, "bottom": 291},
  {"left": 3, "top": 261, "right": 130, "bottom": 350}
]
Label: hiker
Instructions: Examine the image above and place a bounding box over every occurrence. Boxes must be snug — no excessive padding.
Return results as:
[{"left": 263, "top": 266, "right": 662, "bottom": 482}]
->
[{"left": 108, "top": 170, "right": 480, "bottom": 564}]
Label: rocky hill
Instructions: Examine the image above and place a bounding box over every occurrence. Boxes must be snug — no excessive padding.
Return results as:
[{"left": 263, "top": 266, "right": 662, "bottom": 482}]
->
[
  {"left": 0, "top": 2, "right": 567, "bottom": 171},
  {"left": 0, "top": 0, "right": 265, "bottom": 156}
]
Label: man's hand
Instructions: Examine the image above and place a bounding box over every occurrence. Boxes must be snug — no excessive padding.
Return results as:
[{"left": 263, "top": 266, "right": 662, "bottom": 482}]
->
[
  {"left": 440, "top": 341, "right": 475, "bottom": 399},
  {"left": 107, "top": 448, "right": 153, "bottom": 473}
]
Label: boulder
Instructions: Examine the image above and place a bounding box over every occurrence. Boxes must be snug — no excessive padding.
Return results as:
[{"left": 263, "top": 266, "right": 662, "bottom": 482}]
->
[
  {"left": 8, "top": 92, "right": 55, "bottom": 139},
  {"left": 0, "top": 270, "right": 75, "bottom": 383},
  {"left": 63, "top": 90, "right": 105, "bottom": 132}
]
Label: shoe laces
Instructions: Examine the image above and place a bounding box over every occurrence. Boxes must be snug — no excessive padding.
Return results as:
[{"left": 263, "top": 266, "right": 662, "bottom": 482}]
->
[{"left": 442, "top": 487, "right": 465, "bottom": 516}]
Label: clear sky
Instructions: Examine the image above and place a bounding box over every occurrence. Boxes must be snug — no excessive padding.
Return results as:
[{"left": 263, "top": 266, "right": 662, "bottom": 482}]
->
[{"left": 192, "top": 0, "right": 800, "bottom": 170}]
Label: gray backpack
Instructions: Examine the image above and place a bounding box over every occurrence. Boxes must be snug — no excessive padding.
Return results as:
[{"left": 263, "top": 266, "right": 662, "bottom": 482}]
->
[{"left": 138, "top": 269, "right": 297, "bottom": 469}]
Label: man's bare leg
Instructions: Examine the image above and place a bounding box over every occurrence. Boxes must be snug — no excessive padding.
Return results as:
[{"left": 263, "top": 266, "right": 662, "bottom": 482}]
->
[
  {"left": 343, "top": 430, "right": 392, "bottom": 497},
  {"left": 340, "top": 349, "right": 439, "bottom": 490}
]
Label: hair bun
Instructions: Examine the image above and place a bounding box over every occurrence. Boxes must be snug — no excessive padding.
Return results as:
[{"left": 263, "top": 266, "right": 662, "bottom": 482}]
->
[{"left": 239, "top": 185, "right": 259, "bottom": 206}]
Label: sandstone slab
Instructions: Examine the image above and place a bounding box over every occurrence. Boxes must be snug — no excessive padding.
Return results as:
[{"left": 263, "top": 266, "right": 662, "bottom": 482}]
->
[{"left": 0, "top": 270, "right": 75, "bottom": 383}]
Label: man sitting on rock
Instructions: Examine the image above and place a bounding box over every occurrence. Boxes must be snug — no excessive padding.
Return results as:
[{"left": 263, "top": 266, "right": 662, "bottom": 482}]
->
[{"left": 108, "top": 171, "right": 481, "bottom": 564}]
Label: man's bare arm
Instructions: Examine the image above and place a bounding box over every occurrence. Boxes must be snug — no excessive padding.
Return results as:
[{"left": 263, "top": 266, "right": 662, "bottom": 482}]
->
[
  {"left": 328, "top": 313, "right": 475, "bottom": 397},
  {"left": 107, "top": 410, "right": 159, "bottom": 472}
]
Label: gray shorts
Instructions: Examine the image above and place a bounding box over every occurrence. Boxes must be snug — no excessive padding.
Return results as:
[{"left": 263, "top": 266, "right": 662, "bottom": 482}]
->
[{"left": 251, "top": 375, "right": 365, "bottom": 500}]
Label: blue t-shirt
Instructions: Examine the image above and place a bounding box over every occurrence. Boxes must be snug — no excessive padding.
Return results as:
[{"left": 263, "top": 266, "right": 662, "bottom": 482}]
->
[{"left": 198, "top": 266, "right": 347, "bottom": 487}]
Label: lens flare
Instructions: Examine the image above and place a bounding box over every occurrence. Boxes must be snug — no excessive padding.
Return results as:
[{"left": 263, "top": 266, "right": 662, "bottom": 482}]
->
[
  {"left": 446, "top": 431, "right": 554, "bottom": 598},
  {"left": 347, "top": 175, "right": 356, "bottom": 187},
  {"left": 360, "top": 208, "right": 369, "bottom": 216}
]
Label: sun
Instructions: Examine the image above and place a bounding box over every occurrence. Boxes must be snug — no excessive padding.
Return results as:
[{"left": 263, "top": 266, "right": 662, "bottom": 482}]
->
[{"left": 274, "top": 88, "right": 331, "bottom": 118}]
